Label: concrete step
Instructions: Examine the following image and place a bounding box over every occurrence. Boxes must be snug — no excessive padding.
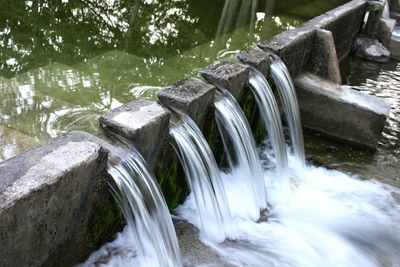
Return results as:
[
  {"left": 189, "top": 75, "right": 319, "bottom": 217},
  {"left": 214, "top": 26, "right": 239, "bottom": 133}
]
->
[
  {"left": 73, "top": 50, "right": 183, "bottom": 101},
  {"left": 294, "top": 73, "right": 391, "bottom": 149}
]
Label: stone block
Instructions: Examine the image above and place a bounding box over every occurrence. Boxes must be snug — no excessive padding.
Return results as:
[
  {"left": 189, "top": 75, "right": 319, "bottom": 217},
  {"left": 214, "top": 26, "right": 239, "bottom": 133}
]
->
[
  {"left": 237, "top": 47, "right": 274, "bottom": 78},
  {"left": 295, "top": 73, "right": 391, "bottom": 149},
  {"left": 100, "top": 100, "right": 171, "bottom": 166},
  {"left": 306, "top": 29, "right": 342, "bottom": 84},
  {"left": 0, "top": 133, "right": 120, "bottom": 267},
  {"left": 304, "top": 0, "right": 367, "bottom": 60},
  {"left": 157, "top": 78, "right": 216, "bottom": 126},
  {"left": 258, "top": 26, "right": 315, "bottom": 78},
  {"left": 200, "top": 61, "right": 250, "bottom": 100}
]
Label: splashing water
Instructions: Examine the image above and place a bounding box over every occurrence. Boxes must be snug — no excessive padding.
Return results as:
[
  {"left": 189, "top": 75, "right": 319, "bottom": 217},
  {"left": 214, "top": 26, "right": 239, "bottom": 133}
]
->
[
  {"left": 248, "top": 68, "right": 291, "bottom": 204},
  {"left": 215, "top": 90, "right": 267, "bottom": 218},
  {"left": 178, "top": 147, "right": 400, "bottom": 267},
  {"left": 171, "top": 114, "right": 235, "bottom": 242},
  {"left": 270, "top": 56, "right": 305, "bottom": 166},
  {"left": 80, "top": 150, "right": 182, "bottom": 267}
]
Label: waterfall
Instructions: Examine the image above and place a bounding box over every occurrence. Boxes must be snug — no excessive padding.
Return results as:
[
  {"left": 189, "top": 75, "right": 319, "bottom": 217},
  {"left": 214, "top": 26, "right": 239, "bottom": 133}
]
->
[
  {"left": 109, "top": 150, "right": 182, "bottom": 267},
  {"left": 214, "top": 90, "right": 267, "bottom": 218},
  {"left": 170, "top": 114, "right": 234, "bottom": 242},
  {"left": 270, "top": 55, "right": 305, "bottom": 166},
  {"left": 248, "top": 68, "right": 291, "bottom": 203}
]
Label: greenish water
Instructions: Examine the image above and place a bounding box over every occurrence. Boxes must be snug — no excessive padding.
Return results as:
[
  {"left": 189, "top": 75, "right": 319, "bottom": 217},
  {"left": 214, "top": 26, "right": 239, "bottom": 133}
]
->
[{"left": 0, "top": 0, "right": 348, "bottom": 161}]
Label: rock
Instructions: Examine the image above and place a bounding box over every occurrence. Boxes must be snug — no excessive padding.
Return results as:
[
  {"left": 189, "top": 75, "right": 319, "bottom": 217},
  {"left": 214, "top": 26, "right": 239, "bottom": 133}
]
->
[
  {"left": 237, "top": 47, "right": 274, "bottom": 78},
  {"left": 200, "top": 61, "right": 250, "bottom": 100},
  {"left": 100, "top": 100, "right": 171, "bottom": 167},
  {"left": 0, "top": 133, "right": 121, "bottom": 267},
  {"left": 295, "top": 73, "right": 391, "bottom": 150},
  {"left": 158, "top": 77, "right": 215, "bottom": 127},
  {"left": 174, "top": 219, "right": 234, "bottom": 267},
  {"left": 306, "top": 29, "right": 342, "bottom": 84},
  {"left": 353, "top": 38, "right": 391, "bottom": 62}
]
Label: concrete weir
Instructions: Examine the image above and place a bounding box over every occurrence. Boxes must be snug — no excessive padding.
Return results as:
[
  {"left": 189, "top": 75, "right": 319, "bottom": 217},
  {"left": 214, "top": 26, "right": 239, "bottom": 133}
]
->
[{"left": 0, "top": 0, "right": 397, "bottom": 265}]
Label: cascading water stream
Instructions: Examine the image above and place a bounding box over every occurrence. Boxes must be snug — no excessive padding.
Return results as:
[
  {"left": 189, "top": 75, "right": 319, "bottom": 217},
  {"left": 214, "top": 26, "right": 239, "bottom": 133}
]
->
[
  {"left": 214, "top": 89, "right": 267, "bottom": 218},
  {"left": 270, "top": 55, "right": 305, "bottom": 166},
  {"left": 81, "top": 146, "right": 182, "bottom": 267},
  {"left": 170, "top": 114, "right": 234, "bottom": 242},
  {"left": 248, "top": 68, "right": 291, "bottom": 204}
]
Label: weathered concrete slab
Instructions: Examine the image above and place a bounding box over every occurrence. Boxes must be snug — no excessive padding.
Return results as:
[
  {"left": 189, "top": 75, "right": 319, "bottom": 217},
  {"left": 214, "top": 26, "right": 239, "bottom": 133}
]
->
[
  {"left": 200, "top": 61, "right": 250, "bottom": 99},
  {"left": 295, "top": 73, "right": 391, "bottom": 149},
  {"left": 158, "top": 78, "right": 216, "bottom": 126},
  {"left": 237, "top": 48, "right": 274, "bottom": 78},
  {"left": 306, "top": 29, "right": 342, "bottom": 83},
  {"left": 303, "top": 0, "right": 367, "bottom": 60},
  {"left": 100, "top": 100, "right": 171, "bottom": 166},
  {"left": 258, "top": 26, "right": 315, "bottom": 78},
  {"left": 0, "top": 133, "right": 120, "bottom": 267}
]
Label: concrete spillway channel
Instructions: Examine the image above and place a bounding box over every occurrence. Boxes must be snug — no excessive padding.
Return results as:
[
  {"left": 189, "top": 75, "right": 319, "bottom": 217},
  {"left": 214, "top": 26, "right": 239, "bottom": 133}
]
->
[{"left": 0, "top": 0, "right": 399, "bottom": 266}]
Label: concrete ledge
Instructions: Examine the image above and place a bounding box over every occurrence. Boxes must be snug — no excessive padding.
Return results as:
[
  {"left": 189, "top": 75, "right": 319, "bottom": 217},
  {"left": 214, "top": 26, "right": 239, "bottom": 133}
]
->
[
  {"left": 303, "top": 0, "right": 367, "bottom": 60},
  {"left": 237, "top": 48, "right": 274, "bottom": 78},
  {"left": 295, "top": 73, "right": 391, "bottom": 149},
  {"left": 307, "top": 29, "right": 341, "bottom": 83},
  {"left": 258, "top": 26, "right": 315, "bottom": 77},
  {"left": 200, "top": 61, "right": 250, "bottom": 99},
  {"left": 0, "top": 133, "right": 120, "bottom": 267},
  {"left": 158, "top": 78, "right": 216, "bottom": 127},
  {"left": 100, "top": 100, "right": 171, "bottom": 166}
]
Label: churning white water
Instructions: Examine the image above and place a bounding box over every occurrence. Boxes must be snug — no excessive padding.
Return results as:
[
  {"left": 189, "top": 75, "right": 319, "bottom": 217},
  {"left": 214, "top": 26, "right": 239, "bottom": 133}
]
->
[
  {"left": 170, "top": 114, "right": 235, "bottom": 242},
  {"left": 270, "top": 55, "right": 305, "bottom": 166},
  {"left": 177, "top": 147, "right": 400, "bottom": 267},
  {"left": 215, "top": 90, "right": 267, "bottom": 218}
]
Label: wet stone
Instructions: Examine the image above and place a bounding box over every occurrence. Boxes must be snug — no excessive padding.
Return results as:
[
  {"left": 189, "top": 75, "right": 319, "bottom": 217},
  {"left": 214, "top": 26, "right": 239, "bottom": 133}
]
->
[
  {"left": 307, "top": 29, "right": 342, "bottom": 84},
  {"left": 258, "top": 25, "right": 315, "bottom": 77},
  {"left": 158, "top": 78, "right": 215, "bottom": 125},
  {"left": 353, "top": 38, "right": 391, "bottom": 62},
  {"left": 100, "top": 100, "right": 171, "bottom": 165},
  {"left": 201, "top": 61, "right": 250, "bottom": 100},
  {"left": 0, "top": 133, "right": 116, "bottom": 267},
  {"left": 237, "top": 48, "right": 274, "bottom": 78},
  {"left": 295, "top": 73, "right": 391, "bottom": 149}
]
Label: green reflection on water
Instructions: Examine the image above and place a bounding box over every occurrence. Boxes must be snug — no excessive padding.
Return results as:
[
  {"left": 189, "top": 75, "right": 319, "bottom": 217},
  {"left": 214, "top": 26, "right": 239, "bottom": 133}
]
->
[{"left": 0, "top": 0, "right": 347, "bottom": 161}]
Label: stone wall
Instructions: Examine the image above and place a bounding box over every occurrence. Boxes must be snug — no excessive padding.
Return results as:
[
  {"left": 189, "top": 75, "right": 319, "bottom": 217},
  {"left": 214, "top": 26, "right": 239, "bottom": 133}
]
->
[{"left": 0, "top": 0, "right": 394, "bottom": 266}]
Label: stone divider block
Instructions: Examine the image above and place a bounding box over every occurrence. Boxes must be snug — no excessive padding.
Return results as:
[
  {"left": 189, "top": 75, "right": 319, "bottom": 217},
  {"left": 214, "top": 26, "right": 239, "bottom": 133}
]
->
[
  {"left": 0, "top": 133, "right": 121, "bottom": 267},
  {"left": 200, "top": 61, "right": 250, "bottom": 100},
  {"left": 99, "top": 100, "right": 171, "bottom": 167},
  {"left": 158, "top": 77, "right": 216, "bottom": 127},
  {"left": 307, "top": 29, "right": 342, "bottom": 84},
  {"left": 295, "top": 73, "right": 391, "bottom": 149},
  {"left": 303, "top": 0, "right": 367, "bottom": 60},
  {"left": 258, "top": 25, "right": 315, "bottom": 78},
  {"left": 155, "top": 78, "right": 218, "bottom": 208},
  {"left": 237, "top": 47, "right": 274, "bottom": 78}
]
